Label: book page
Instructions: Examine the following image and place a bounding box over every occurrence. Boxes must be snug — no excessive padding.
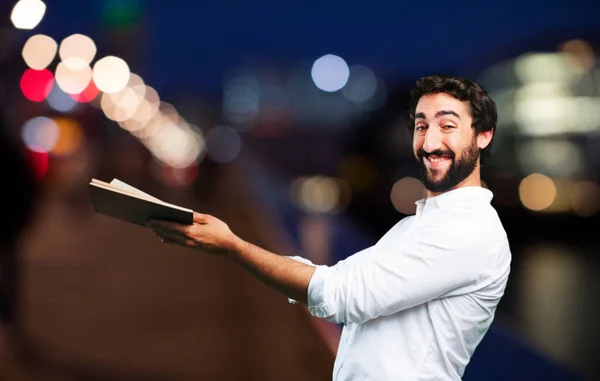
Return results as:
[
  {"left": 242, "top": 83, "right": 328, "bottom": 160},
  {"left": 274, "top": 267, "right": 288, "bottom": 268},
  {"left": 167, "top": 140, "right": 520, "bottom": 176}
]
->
[
  {"left": 110, "top": 178, "right": 162, "bottom": 202},
  {"left": 89, "top": 179, "right": 193, "bottom": 213}
]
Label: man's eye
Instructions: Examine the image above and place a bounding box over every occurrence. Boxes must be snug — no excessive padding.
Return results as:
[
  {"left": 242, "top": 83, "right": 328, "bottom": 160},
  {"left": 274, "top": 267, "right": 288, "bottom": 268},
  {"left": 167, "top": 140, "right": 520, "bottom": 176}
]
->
[
  {"left": 415, "top": 125, "right": 427, "bottom": 131},
  {"left": 443, "top": 125, "right": 455, "bottom": 130}
]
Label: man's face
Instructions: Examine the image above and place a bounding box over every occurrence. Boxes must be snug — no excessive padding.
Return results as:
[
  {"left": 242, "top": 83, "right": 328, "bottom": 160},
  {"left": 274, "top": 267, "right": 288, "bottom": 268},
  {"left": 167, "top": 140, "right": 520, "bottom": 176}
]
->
[{"left": 413, "top": 93, "right": 480, "bottom": 194}]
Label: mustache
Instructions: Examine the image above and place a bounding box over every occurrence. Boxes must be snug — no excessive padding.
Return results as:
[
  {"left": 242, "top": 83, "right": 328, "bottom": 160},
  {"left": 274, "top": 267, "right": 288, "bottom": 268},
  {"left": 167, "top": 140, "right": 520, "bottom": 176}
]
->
[{"left": 417, "top": 149, "right": 455, "bottom": 160}]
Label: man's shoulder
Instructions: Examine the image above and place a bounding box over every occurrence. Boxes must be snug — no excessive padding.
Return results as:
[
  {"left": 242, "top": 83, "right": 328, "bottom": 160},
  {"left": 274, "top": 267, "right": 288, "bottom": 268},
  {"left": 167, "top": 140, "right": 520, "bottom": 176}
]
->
[{"left": 428, "top": 204, "right": 508, "bottom": 243}]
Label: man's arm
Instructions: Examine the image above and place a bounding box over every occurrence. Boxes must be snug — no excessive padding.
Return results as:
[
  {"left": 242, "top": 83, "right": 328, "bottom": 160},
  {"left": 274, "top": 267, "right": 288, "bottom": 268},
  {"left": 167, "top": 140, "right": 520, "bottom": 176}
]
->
[
  {"left": 148, "top": 212, "right": 316, "bottom": 304},
  {"left": 149, "top": 212, "right": 505, "bottom": 325},
  {"left": 228, "top": 239, "right": 316, "bottom": 304}
]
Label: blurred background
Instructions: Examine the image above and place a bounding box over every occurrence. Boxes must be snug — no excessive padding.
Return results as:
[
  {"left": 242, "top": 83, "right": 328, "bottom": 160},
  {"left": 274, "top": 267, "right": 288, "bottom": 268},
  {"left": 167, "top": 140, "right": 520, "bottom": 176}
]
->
[{"left": 1, "top": 0, "right": 599, "bottom": 380}]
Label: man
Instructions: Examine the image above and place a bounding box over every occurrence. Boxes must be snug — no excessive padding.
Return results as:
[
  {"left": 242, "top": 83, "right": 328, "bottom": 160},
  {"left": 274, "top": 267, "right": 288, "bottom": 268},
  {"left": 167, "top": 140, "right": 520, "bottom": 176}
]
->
[{"left": 149, "top": 75, "right": 512, "bottom": 380}]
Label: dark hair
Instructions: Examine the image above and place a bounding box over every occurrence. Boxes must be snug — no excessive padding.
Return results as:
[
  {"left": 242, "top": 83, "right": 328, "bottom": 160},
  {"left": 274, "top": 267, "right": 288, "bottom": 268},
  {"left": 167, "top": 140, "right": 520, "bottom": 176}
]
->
[
  {"left": 0, "top": 115, "right": 39, "bottom": 325},
  {"left": 407, "top": 75, "right": 497, "bottom": 164}
]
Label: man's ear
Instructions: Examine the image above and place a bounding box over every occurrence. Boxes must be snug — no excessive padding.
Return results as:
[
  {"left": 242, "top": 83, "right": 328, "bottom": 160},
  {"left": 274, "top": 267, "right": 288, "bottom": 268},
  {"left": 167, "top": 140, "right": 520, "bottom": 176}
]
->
[{"left": 477, "top": 129, "right": 494, "bottom": 150}]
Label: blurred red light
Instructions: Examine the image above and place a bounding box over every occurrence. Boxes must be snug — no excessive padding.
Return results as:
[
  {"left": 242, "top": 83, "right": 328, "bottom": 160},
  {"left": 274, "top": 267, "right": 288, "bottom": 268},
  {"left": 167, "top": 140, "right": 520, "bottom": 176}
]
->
[
  {"left": 25, "top": 148, "right": 49, "bottom": 179},
  {"left": 156, "top": 162, "right": 199, "bottom": 187},
  {"left": 70, "top": 79, "right": 99, "bottom": 103},
  {"left": 20, "top": 68, "right": 54, "bottom": 102}
]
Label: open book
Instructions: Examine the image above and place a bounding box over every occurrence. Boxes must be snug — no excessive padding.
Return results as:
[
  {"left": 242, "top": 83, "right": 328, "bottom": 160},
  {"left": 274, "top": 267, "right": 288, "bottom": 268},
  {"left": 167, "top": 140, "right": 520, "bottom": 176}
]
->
[{"left": 89, "top": 178, "right": 193, "bottom": 226}]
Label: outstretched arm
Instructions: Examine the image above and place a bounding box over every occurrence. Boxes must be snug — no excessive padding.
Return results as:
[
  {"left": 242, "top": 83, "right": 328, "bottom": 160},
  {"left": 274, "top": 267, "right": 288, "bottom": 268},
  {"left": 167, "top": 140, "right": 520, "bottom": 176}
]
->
[{"left": 148, "top": 212, "right": 316, "bottom": 304}]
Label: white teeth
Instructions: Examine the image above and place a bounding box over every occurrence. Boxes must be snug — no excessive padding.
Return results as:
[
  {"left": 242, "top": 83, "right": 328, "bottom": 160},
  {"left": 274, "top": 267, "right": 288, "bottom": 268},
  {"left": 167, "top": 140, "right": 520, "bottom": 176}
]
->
[{"left": 428, "top": 157, "right": 446, "bottom": 163}]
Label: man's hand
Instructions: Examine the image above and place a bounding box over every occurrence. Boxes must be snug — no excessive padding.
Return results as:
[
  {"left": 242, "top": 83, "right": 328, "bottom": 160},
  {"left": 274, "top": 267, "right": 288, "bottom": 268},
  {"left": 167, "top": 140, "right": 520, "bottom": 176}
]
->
[
  {"left": 148, "top": 211, "right": 316, "bottom": 304},
  {"left": 148, "top": 212, "right": 241, "bottom": 255}
]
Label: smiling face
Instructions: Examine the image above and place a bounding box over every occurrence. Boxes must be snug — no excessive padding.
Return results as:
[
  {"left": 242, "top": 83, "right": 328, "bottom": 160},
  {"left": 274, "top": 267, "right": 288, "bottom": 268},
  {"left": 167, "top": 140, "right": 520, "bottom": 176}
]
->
[{"left": 413, "top": 93, "right": 491, "bottom": 196}]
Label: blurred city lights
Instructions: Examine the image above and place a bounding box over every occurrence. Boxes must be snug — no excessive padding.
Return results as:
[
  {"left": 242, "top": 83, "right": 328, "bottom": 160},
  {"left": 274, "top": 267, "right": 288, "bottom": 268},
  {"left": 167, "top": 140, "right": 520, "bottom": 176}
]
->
[
  {"left": 50, "top": 117, "right": 83, "bottom": 156},
  {"left": 259, "top": 83, "right": 289, "bottom": 122},
  {"left": 154, "top": 162, "right": 200, "bottom": 187},
  {"left": 128, "top": 112, "right": 163, "bottom": 138},
  {"left": 570, "top": 181, "right": 600, "bottom": 217},
  {"left": 205, "top": 126, "right": 241, "bottom": 163},
  {"left": 517, "top": 139, "right": 583, "bottom": 178},
  {"left": 13, "top": 22, "right": 202, "bottom": 171},
  {"left": 560, "top": 39, "right": 595, "bottom": 73},
  {"left": 357, "top": 78, "right": 388, "bottom": 112},
  {"left": 147, "top": 124, "right": 204, "bottom": 168},
  {"left": 92, "top": 56, "right": 131, "bottom": 93},
  {"left": 70, "top": 80, "right": 99, "bottom": 103},
  {"left": 22, "top": 34, "right": 57, "bottom": 70},
  {"left": 519, "top": 244, "right": 581, "bottom": 359},
  {"left": 20, "top": 68, "right": 53, "bottom": 102},
  {"left": 311, "top": 54, "right": 350, "bottom": 92},
  {"left": 223, "top": 72, "right": 260, "bottom": 127},
  {"left": 519, "top": 173, "right": 557, "bottom": 211},
  {"left": 390, "top": 177, "right": 426, "bottom": 214},
  {"left": 102, "top": 73, "right": 146, "bottom": 122},
  {"left": 59, "top": 34, "right": 97, "bottom": 66},
  {"left": 290, "top": 176, "right": 346, "bottom": 214},
  {"left": 130, "top": 86, "right": 160, "bottom": 123},
  {"left": 101, "top": 91, "right": 136, "bottom": 122},
  {"left": 25, "top": 149, "right": 49, "bottom": 179},
  {"left": 47, "top": 84, "right": 78, "bottom": 112},
  {"left": 11, "top": 0, "right": 46, "bottom": 30},
  {"left": 342, "top": 65, "right": 378, "bottom": 103},
  {"left": 21, "top": 116, "right": 59, "bottom": 153},
  {"left": 514, "top": 53, "right": 580, "bottom": 84},
  {"left": 55, "top": 59, "right": 92, "bottom": 94}
]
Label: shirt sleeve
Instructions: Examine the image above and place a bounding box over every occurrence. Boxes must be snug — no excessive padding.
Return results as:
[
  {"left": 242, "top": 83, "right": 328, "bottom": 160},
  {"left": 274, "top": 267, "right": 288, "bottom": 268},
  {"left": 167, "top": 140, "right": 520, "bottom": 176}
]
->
[
  {"left": 285, "top": 256, "right": 317, "bottom": 304},
  {"left": 306, "top": 226, "right": 501, "bottom": 324}
]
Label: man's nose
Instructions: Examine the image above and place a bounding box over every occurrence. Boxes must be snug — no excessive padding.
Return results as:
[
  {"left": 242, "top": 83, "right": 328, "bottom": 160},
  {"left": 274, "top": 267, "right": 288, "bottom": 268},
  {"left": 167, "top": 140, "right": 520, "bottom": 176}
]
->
[{"left": 422, "top": 127, "right": 443, "bottom": 153}]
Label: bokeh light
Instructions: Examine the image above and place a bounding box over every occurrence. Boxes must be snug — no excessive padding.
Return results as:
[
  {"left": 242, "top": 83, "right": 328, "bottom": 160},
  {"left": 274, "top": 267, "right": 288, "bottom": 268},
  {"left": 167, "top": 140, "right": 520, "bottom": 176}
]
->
[
  {"left": 560, "top": 39, "right": 595, "bottom": 73},
  {"left": 50, "top": 117, "right": 84, "bottom": 156},
  {"left": 222, "top": 74, "right": 260, "bottom": 126},
  {"left": 570, "top": 181, "right": 600, "bottom": 217},
  {"left": 22, "top": 34, "right": 57, "bottom": 70},
  {"left": 47, "top": 84, "right": 78, "bottom": 112},
  {"left": 25, "top": 149, "right": 49, "bottom": 179},
  {"left": 21, "top": 116, "right": 59, "bottom": 153},
  {"left": 311, "top": 54, "right": 350, "bottom": 92},
  {"left": 107, "top": 73, "right": 146, "bottom": 117},
  {"left": 390, "top": 177, "right": 426, "bottom": 214},
  {"left": 154, "top": 162, "right": 200, "bottom": 187},
  {"left": 342, "top": 65, "right": 378, "bottom": 103},
  {"left": 70, "top": 80, "right": 99, "bottom": 103},
  {"left": 20, "top": 68, "right": 53, "bottom": 102},
  {"left": 519, "top": 173, "right": 557, "bottom": 211},
  {"left": 55, "top": 58, "right": 92, "bottom": 94},
  {"left": 92, "top": 56, "right": 131, "bottom": 93},
  {"left": 291, "top": 176, "right": 344, "bottom": 214},
  {"left": 153, "top": 130, "right": 203, "bottom": 168},
  {"left": 205, "top": 126, "right": 241, "bottom": 163},
  {"left": 59, "top": 34, "right": 97, "bottom": 66},
  {"left": 11, "top": 0, "right": 46, "bottom": 30},
  {"left": 101, "top": 92, "right": 135, "bottom": 122},
  {"left": 129, "top": 86, "right": 160, "bottom": 123}
]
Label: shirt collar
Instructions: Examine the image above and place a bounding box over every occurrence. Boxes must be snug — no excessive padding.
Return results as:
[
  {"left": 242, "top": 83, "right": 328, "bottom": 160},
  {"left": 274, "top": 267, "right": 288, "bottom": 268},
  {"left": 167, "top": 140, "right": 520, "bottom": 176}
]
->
[{"left": 415, "top": 186, "right": 493, "bottom": 215}]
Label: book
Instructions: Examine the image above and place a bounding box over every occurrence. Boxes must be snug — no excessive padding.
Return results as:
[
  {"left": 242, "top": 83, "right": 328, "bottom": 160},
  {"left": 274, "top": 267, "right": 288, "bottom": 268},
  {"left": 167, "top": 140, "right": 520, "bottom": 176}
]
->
[{"left": 89, "top": 178, "right": 194, "bottom": 226}]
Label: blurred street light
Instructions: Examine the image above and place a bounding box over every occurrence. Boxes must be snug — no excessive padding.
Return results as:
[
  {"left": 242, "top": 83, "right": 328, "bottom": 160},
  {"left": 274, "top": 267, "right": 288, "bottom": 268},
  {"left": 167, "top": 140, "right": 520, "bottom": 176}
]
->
[{"left": 11, "top": 0, "right": 46, "bottom": 30}]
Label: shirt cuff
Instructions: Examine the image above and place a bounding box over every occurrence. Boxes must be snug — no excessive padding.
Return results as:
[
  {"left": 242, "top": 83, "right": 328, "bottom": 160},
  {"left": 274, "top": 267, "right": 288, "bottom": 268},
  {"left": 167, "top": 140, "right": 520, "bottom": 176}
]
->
[
  {"left": 307, "top": 266, "right": 335, "bottom": 319},
  {"left": 286, "top": 256, "right": 315, "bottom": 304}
]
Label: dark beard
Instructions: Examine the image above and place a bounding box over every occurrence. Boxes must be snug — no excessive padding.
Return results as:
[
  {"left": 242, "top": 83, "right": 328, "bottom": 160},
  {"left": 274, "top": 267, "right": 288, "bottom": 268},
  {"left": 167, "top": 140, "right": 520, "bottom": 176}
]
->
[{"left": 417, "top": 141, "right": 480, "bottom": 193}]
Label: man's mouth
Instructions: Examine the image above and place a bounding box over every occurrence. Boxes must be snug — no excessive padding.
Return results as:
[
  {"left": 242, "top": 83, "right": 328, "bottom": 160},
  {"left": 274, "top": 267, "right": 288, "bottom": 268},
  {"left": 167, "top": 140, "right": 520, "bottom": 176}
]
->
[{"left": 424, "top": 155, "right": 452, "bottom": 169}]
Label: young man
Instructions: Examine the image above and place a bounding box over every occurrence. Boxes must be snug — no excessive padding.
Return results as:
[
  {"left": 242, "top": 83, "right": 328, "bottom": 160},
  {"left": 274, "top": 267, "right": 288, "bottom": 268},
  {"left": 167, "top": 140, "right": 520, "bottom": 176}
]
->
[{"left": 149, "top": 75, "right": 512, "bottom": 380}]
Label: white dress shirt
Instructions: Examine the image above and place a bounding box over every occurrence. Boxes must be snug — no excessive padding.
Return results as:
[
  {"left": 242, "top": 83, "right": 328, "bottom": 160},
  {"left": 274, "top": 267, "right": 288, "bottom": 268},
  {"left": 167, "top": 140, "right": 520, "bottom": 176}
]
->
[{"left": 290, "top": 186, "right": 511, "bottom": 380}]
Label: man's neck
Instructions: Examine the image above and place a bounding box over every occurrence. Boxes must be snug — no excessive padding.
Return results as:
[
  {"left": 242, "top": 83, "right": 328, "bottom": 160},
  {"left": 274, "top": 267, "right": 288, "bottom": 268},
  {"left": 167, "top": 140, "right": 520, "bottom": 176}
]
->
[{"left": 426, "top": 172, "right": 482, "bottom": 199}]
